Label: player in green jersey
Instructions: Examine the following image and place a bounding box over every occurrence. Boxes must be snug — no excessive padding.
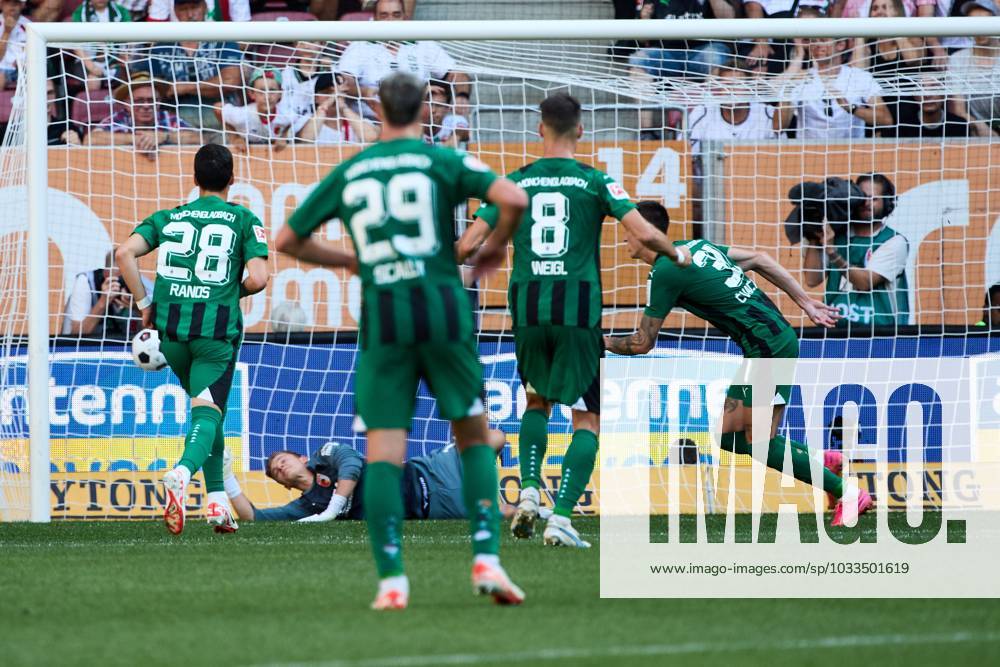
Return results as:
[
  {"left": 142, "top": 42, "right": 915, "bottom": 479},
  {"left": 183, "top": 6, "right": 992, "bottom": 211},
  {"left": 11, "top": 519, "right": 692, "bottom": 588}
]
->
[
  {"left": 276, "top": 73, "right": 529, "bottom": 610},
  {"left": 457, "top": 93, "right": 689, "bottom": 548},
  {"left": 605, "top": 202, "right": 875, "bottom": 526},
  {"left": 116, "top": 144, "right": 270, "bottom": 536}
]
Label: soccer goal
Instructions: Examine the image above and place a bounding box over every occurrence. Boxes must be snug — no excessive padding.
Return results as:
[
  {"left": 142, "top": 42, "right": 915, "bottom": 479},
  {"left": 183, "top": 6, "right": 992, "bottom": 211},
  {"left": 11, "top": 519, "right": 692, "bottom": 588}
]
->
[{"left": 2, "top": 17, "right": 999, "bottom": 522}]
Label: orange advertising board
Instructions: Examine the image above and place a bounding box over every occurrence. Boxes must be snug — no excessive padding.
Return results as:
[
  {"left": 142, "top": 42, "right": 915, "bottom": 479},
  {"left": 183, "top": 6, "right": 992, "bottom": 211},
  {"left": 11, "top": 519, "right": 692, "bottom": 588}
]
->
[{"left": 12, "top": 140, "right": 997, "bottom": 336}]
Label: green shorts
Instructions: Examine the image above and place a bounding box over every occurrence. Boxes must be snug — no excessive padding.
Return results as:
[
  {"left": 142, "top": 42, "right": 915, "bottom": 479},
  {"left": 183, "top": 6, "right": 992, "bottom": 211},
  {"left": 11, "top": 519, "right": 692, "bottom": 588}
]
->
[
  {"left": 514, "top": 325, "right": 603, "bottom": 413},
  {"left": 160, "top": 337, "right": 239, "bottom": 411},
  {"left": 355, "top": 339, "right": 484, "bottom": 430},
  {"left": 725, "top": 329, "right": 800, "bottom": 407}
]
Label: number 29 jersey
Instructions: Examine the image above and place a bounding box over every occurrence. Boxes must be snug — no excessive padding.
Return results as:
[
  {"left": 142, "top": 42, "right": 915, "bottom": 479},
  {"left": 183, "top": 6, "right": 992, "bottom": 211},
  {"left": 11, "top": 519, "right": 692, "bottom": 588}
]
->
[
  {"left": 476, "top": 158, "right": 635, "bottom": 330},
  {"left": 133, "top": 194, "right": 269, "bottom": 343},
  {"left": 286, "top": 137, "right": 498, "bottom": 348}
]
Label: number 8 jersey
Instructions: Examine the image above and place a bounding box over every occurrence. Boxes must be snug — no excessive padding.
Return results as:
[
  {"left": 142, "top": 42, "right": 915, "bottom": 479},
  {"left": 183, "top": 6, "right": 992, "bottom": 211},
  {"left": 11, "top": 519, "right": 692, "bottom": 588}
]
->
[
  {"left": 133, "top": 195, "right": 269, "bottom": 342},
  {"left": 476, "top": 158, "right": 635, "bottom": 330}
]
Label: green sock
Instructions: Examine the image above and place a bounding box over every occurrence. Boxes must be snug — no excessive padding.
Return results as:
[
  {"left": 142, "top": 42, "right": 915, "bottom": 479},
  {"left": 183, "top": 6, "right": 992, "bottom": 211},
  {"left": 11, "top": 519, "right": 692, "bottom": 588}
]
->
[
  {"left": 363, "top": 462, "right": 405, "bottom": 578},
  {"left": 719, "top": 432, "right": 843, "bottom": 499},
  {"left": 201, "top": 422, "right": 226, "bottom": 493},
  {"left": 177, "top": 406, "right": 222, "bottom": 477},
  {"left": 554, "top": 429, "right": 599, "bottom": 518},
  {"left": 518, "top": 409, "right": 549, "bottom": 490},
  {"left": 460, "top": 444, "right": 501, "bottom": 556}
]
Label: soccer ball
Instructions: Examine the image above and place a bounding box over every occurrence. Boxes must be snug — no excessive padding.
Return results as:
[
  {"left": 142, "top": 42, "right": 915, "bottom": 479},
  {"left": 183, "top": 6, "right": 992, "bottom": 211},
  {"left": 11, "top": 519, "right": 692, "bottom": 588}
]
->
[{"left": 132, "top": 329, "right": 168, "bottom": 371}]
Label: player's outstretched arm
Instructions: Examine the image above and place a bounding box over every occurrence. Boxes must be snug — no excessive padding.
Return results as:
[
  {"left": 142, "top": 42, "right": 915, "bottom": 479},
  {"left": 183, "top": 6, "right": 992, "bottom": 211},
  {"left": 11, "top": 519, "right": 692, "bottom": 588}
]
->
[
  {"left": 275, "top": 224, "right": 359, "bottom": 273},
  {"left": 470, "top": 178, "right": 528, "bottom": 278},
  {"left": 115, "top": 234, "right": 154, "bottom": 328},
  {"left": 620, "top": 210, "right": 690, "bottom": 266},
  {"left": 726, "top": 246, "right": 840, "bottom": 328},
  {"left": 604, "top": 314, "right": 664, "bottom": 356},
  {"left": 297, "top": 479, "right": 356, "bottom": 523}
]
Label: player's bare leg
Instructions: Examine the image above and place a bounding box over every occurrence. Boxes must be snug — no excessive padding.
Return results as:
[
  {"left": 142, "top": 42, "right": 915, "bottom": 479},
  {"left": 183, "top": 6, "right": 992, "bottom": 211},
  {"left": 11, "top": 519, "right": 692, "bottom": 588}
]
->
[
  {"left": 512, "top": 393, "right": 551, "bottom": 539},
  {"left": 365, "top": 429, "right": 410, "bottom": 611},
  {"left": 543, "top": 408, "right": 598, "bottom": 549},
  {"left": 454, "top": 414, "right": 525, "bottom": 605}
]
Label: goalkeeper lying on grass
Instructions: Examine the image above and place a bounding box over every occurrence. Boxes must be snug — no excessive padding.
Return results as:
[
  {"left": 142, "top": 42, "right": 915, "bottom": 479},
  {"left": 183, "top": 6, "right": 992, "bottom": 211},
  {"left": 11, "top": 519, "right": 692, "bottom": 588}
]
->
[{"left": 224, "top": 429, "right": 522, "bottom": 523}]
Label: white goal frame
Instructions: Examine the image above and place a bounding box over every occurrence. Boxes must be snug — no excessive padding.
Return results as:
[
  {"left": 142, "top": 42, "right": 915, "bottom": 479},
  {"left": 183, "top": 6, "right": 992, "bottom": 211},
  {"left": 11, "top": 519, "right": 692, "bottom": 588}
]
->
[{"left": 19, "top": 16, "right": 1000, "bottom": 521}]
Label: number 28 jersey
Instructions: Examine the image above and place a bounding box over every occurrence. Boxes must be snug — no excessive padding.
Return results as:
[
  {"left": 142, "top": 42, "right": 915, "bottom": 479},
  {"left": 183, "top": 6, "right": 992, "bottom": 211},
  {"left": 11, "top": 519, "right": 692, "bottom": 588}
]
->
[
  {"left": 133, "top": 195, "right": 269, "bottom": 343},
  {"left": 286, "top": 138, "right": 498, "bottom": 348},
  {"left": 477, "top": 158, "right": 635, "bottom": 330}
]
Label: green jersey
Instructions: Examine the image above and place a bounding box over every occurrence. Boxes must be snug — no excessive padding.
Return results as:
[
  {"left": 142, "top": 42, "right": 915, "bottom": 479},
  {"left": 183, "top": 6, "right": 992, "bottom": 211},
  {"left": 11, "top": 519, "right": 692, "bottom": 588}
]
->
[
  {"left": 286, "top": 138, "right": 497, "bottom": 348},
  {"left": 826, "top": 225, "right": 910, "bottom": 328},
  {"left": 133, "top": 195, "right": 268, "bottom": 343},
  {"left": 477, "top": 158, "right": 635, "bottom": 329},
  {"left": 645, "top": 239, "right": 795, "bottom": 358}
]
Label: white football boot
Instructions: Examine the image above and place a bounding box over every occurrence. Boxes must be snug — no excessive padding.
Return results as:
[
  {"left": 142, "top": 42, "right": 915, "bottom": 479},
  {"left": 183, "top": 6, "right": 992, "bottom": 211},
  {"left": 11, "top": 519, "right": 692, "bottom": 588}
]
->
[
  {"left": 510, "top": 486, "right": 540, "bottom": 539},
  {"left": 542, "top": 514, "right": 591, "bottom": 548}
]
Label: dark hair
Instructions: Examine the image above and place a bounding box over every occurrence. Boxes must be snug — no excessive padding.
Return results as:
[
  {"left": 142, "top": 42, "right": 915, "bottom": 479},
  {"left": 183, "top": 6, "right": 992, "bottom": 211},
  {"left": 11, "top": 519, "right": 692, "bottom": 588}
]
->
[
  {"left": 264, "top": 450, "right": 299, "bottom": 480},
  {"left": 379, "top": 72, "right": 425, "bottom": 126},
  {"left": 427, "top": 78, "right": 453, "bottom": 104},
  {"left": 539, "top": 93, "right": 581, "bottom": 137},
  {"left": 193, "top": 143, "right": 233, "bottom": 192},
  {"left": 637, "top": 200, "right": 670, "bottom": 234},
  {"left": 855, "top": 172, "right": 896, "bottom": 219}
]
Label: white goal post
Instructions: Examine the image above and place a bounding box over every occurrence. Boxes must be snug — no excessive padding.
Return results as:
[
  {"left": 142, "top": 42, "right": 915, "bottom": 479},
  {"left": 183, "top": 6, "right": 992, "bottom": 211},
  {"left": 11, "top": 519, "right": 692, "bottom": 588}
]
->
[{"left": 12, "top": 16, "right": 1000, "bottom": 522}]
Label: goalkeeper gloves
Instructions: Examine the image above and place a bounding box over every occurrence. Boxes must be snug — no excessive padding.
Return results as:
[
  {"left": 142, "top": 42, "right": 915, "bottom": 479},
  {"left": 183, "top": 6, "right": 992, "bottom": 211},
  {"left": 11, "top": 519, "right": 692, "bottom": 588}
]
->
[{"left": 297, "top": 494, "right": 348, "bottom": 523}]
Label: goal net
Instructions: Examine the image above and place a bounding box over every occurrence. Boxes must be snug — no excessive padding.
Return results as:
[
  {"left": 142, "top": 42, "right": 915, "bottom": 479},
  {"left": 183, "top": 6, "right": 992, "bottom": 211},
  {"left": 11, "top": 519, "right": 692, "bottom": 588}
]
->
[{"left": 2, "top": 22, "right": 999, "bottom": 521}]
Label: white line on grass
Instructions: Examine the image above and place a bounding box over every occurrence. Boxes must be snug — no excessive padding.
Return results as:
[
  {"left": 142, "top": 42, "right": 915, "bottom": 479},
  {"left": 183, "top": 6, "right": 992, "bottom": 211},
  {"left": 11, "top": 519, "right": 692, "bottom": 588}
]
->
[{"left": 254, "top": 630, "right": 1000, "bottom": 667}]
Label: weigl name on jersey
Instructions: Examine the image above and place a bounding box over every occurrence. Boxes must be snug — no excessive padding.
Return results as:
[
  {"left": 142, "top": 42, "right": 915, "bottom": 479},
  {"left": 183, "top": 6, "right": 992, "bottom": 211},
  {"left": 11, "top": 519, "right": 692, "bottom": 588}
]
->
[
  {"left": 531, "top": 260, "right": 567, "bottom": 276},
  {"left": 374, "top": 258, "right": 426, "bottom": 285},
  {"left": 169, "top": 283, "right": 212, "bottom": 299}
]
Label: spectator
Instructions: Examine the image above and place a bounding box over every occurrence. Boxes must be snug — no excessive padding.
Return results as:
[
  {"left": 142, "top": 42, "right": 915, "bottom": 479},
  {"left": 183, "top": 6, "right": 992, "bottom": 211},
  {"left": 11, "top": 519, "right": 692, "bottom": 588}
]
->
[
  {"left": 688, "top": 60, "right": 779, "bottom": 229},
  {"left": 27, "top": 0, "right": 62, "bottom": 22},
  {"left": 947, "top": 1, "right": 1000, "bottom": 135},
  {"left": 47, "top": 77, "right": 82, "bottom": 145},
  {"left": 306, "top": 0, "right": 365, "bottom": 21},
  {"left": 886, "top": 84, "right": 980, "bottom": 137},
  {"left": 777, "top": 18, "right": 893, "bottom": 139},
  {"left": 627, "top": 0, "right": 736, "bottom": 138},
  {"left": 336, "top": 0, "right": 470, "bottom": 119},
  {"left": 215, "top": 67, "right": 310, "bottom": 150},
  {"left": 802, "top": 173, "right": 910, "bottom": 328},
  {"left": 627, "top": 0, "right": 735, "bottom": 79},
  {"left": 421, "top": 78, "right": 468, "bottom": 147},
  {"left": 148, "top": 0, "right": 250, "bottom": 21},
  {"left": 62, "top": 251, "right": 153, "bottom": 338},
  {"left": 740, "top": 0, "right": 828, "bottom": 74},
  {"left": 69, "top": 0, "right": 131, "bottom": 93},
  {"left": 116, "top": 0, "right": 150, "bottom": 19},
  {"left": 145, "top": 0, "right": 243, "bottom": 129},
  {"left": 830, "top": 0, "right": 917, "bottom": 15},
  {"left": 917, "top": 0, "right": 972, "bottom": 69},
  {"left": 0, "top": 0, "right": 29, "bottom": 91},
  {"left": 298, "top": 76, "right": 378, "bottom": 143},
  {"left": 86, "top": 71, "right": 201, "bottom": 158}
]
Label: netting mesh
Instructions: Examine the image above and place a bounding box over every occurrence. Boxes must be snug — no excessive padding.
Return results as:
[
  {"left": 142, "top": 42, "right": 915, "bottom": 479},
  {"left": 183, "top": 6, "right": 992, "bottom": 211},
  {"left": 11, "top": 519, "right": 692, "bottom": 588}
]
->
[{"left": 1, "top": 34, "right": 999, "bottom": 520}]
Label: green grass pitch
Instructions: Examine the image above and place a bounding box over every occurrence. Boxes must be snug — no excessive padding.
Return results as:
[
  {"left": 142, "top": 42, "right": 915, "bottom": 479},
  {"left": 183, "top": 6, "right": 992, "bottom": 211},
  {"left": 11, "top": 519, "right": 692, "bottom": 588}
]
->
[{"left": 2, "top": 518, "right": 998, "bottom": 667}]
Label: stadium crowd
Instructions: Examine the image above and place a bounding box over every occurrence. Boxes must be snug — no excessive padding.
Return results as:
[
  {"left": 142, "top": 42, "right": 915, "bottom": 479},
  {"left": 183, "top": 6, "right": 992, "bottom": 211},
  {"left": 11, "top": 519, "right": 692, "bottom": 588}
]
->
[{"left": 0, "top": 0, "right": 995, "bottom": 149}]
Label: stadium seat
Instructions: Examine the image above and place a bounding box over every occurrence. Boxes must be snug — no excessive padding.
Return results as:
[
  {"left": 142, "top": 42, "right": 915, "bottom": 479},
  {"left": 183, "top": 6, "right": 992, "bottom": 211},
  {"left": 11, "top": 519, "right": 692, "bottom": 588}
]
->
[
  {"left": 339, "top": 11, "right": 373, "bottom": 20},
  {"left": 71, "top": 92, "right": 113, "bottom": 126},
  {"left": 246, "top": 42, "right": 299, "bottom": 68},
  {"left": 251, "top": 10, "right": 316, "bottom": 21},
  {"left": 0, "top": 89, "right": 15, "bottom": 125}
]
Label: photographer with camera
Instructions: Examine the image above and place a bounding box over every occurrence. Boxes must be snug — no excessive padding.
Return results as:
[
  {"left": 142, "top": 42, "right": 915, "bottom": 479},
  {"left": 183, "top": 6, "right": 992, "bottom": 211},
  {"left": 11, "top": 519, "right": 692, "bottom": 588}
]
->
[
  {"left": 793, "top": 173, "right": 910, "bottom": 329},
  {"left": 62, "top": 251, "right": 153, "bottom": 339}
]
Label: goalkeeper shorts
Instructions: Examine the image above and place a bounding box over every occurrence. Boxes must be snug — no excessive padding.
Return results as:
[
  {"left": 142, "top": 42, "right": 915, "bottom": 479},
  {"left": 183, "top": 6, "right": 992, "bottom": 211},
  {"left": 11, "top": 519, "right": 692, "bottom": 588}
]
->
[{"left": 160, "top": 337, "right": 239, "bottom": 411}]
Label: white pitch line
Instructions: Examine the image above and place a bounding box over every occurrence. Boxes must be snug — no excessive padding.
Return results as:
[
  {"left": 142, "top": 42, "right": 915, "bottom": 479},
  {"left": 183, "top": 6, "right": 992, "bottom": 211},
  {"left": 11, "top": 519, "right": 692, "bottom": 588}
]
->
[{"left": 253, "top": 630, "right": 1000, "bottom": 667}]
